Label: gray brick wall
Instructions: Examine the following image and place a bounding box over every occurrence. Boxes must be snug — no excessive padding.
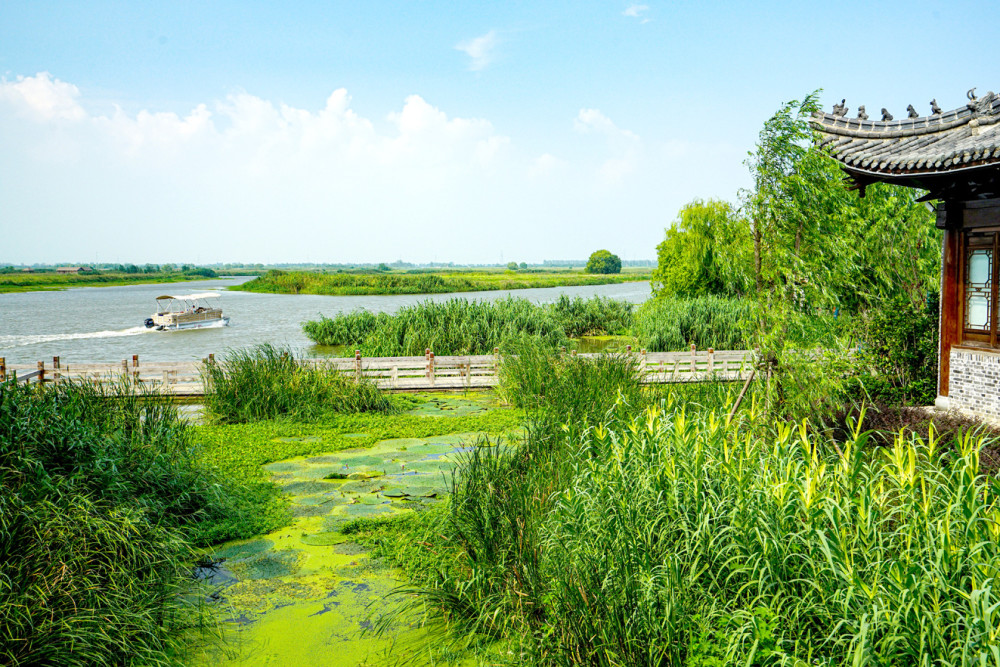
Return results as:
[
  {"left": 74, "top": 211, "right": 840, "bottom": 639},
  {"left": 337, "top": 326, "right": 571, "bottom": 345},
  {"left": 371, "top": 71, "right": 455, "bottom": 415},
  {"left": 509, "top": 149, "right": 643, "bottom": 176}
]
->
[{"left": 949, "top": 348, "right": 1000, "bottom": 418}]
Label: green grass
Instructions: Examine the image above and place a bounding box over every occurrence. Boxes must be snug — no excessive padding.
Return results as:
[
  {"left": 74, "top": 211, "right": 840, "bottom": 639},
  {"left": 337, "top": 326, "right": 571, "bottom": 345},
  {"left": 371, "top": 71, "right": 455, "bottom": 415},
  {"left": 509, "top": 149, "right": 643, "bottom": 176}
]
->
[
  {"left": 233, "top": 268, "right": 650, "bottom": 296},
  {"left": 631, "top": 295, "right": 758, "bottom": 351},
  {"left": 202, "top": 344, "right": 397, "bottom": 423},
  {"left": 303, "top": 296, "right": 634, "bottom": 355},
  {"left": 0, "top": 270, "right": 218, "bottom": 293},
  {"left": 364, "top": 347, "right": 1000, "bottom": 666},
  {"left": 0, "top": 379, "right": 226, "bottom": 666}
]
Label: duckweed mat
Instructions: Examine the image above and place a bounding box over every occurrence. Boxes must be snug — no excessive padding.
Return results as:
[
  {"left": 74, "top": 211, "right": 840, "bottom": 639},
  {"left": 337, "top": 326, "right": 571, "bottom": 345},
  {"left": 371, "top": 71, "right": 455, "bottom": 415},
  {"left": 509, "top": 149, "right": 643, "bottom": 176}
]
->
[{"left": 191, "top": 425, "right": 488, "bottom": 666}]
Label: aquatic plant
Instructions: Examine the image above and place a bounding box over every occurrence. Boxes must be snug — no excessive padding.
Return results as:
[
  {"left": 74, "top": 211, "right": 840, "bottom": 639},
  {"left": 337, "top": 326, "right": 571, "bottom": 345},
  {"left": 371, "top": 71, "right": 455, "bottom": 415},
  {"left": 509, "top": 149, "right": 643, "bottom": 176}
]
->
[
  {"left": 303, "top": 298, "right": 570, "bottom": 355},
  {"left": 0, "top": 378, "right": 224, "bottom": 666},
  {"left": 303, "top": 296, "right": 634, "bottom": 355},
  {"left": 391, "top": 355, "right": 1000, "bottom": 664},
  {"left": 202, "top": 344, "right": 397, "bottom": 423},
  {"left": 632, "top": 295, "right": 758, "bottom": 351}
]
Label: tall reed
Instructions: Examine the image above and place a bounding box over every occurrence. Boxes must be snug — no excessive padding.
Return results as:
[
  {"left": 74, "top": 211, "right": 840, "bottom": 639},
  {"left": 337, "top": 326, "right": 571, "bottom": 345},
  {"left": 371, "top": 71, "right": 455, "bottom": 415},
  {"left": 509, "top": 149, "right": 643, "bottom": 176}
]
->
[
  {"left": 0, "top": 378, "right": 223, "bottom": 666},
  {"left": 202, "top": 343, "right": 396, "bottom": 423},
  {"left": 632, "top": 295, "right": 757, "bottom": 351},
  {"left": 401, "top": 362, "right": 1000, "bottom": 665}
]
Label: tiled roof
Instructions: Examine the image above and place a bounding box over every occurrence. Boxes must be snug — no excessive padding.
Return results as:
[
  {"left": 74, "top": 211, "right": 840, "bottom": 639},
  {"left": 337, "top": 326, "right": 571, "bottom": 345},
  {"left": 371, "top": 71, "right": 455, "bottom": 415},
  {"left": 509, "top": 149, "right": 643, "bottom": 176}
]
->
[{"left": 811, "top": 91, "right": 1000, "bottom": 177}]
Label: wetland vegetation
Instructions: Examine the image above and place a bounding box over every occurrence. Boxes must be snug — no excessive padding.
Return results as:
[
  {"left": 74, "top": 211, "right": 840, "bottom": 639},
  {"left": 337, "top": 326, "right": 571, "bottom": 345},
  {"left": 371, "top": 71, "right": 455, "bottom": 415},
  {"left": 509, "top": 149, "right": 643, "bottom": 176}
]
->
[
  {"left": 233, "top": 267, "right": 650, "bottom": 296},
  {"left": 0, "top": 267, "right": 222, "bottom": 293}
]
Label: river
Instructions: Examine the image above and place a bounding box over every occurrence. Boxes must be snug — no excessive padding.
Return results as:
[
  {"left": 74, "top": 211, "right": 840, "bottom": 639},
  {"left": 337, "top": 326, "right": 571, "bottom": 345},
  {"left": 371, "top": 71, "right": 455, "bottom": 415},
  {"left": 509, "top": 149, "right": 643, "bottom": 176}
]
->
[{"left": 0, "top": 277, "right": 651, "bottom": 364}]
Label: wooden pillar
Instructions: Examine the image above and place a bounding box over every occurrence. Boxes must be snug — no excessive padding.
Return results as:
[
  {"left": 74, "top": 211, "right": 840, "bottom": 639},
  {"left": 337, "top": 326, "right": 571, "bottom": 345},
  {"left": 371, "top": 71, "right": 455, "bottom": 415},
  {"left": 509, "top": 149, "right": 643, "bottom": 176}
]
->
[
  {"left": 0, "top": 357, "right": 5, "bottom": 381},
  {"left": 939, "top": 223, "right": 962, "bottom": 397},
  {"left": 427, "top": 352, "right": 435, "bottom": 387},
  {"left": 690, "top": 343, "right": 697, "bottom": 373},
  {"left": 707, "top": 348, "right": 715, "bottom": 377},
  {"left": 355, "top": 350, "right": 362, "bottom": 383},
  {"left": 37, "top": 361, "right": 45, "bottom": 384}
]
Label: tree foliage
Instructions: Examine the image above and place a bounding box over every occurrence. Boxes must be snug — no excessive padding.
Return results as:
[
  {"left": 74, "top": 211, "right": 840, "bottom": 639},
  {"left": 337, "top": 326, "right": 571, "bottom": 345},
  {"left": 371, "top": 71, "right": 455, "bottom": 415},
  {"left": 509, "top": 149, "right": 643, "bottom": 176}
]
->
[
  {"left": 652, "top": 92, "right": 939, "bottom": 314},
  {"left": 586, "top": 249, "right": 622, "bottom": 274}
]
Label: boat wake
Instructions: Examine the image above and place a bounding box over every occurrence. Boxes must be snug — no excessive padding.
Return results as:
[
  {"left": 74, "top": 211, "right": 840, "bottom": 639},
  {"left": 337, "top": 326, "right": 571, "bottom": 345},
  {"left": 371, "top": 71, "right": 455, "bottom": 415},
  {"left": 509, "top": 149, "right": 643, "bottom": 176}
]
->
[{"left": 0, "top": 326, "right": 155, "bottom": 349}]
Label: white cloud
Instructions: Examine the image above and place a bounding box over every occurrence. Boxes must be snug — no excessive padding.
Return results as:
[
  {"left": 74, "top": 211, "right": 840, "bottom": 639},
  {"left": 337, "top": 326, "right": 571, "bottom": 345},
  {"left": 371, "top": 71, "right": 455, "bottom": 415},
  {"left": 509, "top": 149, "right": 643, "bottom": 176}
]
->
[
  {"left": 623, "top": 4, "right": 649, "bottom": 18},
  {"left": 0, "top": 71, "right": 86, "bottom": 120},
  {"left": 455, "top": 31, "right": 499, "bottom": 71},
  {"left": 573, "top": 109, "right": 640, "bottom": 185},
  {"left": 0, "top": 72, "right": 749, "bottom": 264}
]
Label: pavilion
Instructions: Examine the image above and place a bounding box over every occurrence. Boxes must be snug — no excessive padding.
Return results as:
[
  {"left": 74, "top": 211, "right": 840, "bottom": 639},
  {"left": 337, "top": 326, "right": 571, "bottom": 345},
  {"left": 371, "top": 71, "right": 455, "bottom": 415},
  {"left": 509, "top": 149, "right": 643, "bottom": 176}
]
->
[{"left": 811, "top": 89, "right": 1000, "bottom": 418}]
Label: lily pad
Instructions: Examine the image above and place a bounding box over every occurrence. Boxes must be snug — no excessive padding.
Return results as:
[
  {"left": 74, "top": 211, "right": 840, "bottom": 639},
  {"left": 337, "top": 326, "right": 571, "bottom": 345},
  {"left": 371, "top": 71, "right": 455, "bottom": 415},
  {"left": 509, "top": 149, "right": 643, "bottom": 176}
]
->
[
  {"left": 299, "top": 533, "right": 348, "bottom": 547},
  {"left": 282, "top": 480, "right": 338, "bottom": 495}
]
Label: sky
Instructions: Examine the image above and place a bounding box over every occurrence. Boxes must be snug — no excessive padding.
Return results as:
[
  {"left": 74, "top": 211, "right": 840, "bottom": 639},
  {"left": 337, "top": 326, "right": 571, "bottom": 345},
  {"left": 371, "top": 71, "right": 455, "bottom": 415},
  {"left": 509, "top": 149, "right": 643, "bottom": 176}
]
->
[{"left": 2, "top": 0, "right": 998, "bottom": 265}]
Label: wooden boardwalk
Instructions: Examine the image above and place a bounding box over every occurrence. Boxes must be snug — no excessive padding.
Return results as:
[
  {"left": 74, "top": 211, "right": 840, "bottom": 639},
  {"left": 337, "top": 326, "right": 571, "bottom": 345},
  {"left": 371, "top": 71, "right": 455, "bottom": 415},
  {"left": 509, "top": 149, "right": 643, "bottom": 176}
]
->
[{"left": 1, "top": 347, "right": 753, "bottom": 397}]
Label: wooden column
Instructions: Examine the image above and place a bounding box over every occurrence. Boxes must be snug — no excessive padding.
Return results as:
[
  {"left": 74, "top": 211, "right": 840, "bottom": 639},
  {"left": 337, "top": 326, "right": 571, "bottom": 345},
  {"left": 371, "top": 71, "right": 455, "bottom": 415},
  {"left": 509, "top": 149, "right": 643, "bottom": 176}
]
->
[{"left": 939, "top": 223, "right": 962, "bottom": 397}]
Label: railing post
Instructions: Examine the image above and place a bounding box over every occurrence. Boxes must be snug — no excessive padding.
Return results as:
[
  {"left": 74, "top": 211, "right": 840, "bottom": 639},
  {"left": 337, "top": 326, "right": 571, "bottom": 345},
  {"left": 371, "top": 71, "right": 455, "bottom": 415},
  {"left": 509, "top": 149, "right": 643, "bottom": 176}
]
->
[
  {"left": 707, "top": 348, "right": 715, "bottom": 379},
  {"left": 52, "top": 356, "right": 60, "bottom": 384},
  {"left": 122, "top": 359, "right": 129, "bottom": 376},
  {"left": 355, "top": 350, "right": 361, "bottom": 383},
  {"left": 690, "top": 344, "right": 697, "bottom": 374},
  {"left": 428, "top": 352, "right": 436, "bottom": 387},
  {"left": 162, "top": 371, "right": 169, "bottom": 392},
  {"left": 640, "top": 349, "right": 647, "bottom": 379},
  {"left": 0, "top": 357, "right": 5, "bottom": 381},
  {"left": 207, "top": 354, "right": 213, "bottom": 365},
  {"left": 391, "top": 365, "right": 399, "bottom": 389},
  {"left": 37, "top": 361, "right": 45, "bottom": 384}
]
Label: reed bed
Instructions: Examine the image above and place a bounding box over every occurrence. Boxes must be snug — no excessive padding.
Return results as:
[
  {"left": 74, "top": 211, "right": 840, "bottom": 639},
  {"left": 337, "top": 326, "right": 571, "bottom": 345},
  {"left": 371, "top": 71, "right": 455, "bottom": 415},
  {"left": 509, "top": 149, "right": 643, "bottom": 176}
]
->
[
  {"left": 202, "top": 344, "right": 397, "bottom": 423},
  {"left": 385, "top": 350, "right": 1000, "bottom": 665},
  {"left": 632, "top": 295, "right": 757, "bottom": 351},
  {"left": 234, "top": 269, "right": 648, "bottom": 296},
  {"left": 303, "top": 298, "right": 569, "bottom": 355},
  {"left": 0, "top": 378, "right": 225, "bottom": 666},
  {"left": 303, "top": 296, "right": 635, "bottom": 355}
]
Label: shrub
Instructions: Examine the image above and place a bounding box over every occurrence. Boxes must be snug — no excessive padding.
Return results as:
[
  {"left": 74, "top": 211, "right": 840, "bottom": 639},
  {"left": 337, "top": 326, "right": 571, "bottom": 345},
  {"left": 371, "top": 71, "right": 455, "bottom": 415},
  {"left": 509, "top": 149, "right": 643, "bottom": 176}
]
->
[
  {"left": 854, "top": 292, "right": 939, "bottom": 405},
  {"left": 585, "top": 249, "right": 622, "bottom": 274}
]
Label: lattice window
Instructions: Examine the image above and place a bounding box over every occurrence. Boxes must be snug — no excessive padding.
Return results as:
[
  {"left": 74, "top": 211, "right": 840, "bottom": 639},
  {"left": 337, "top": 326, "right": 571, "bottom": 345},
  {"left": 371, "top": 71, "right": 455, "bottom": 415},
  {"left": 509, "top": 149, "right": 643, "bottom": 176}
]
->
[{"left": 965, "top": 247, "right": 993, "bottom": 332}]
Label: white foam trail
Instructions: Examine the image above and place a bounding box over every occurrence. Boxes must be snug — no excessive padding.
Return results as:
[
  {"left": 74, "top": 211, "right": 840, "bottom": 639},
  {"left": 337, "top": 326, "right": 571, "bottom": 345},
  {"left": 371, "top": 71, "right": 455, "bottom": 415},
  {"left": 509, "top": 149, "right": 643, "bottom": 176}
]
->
[{"left": 0, "top": 326, "right": 155, "bottom": 349}]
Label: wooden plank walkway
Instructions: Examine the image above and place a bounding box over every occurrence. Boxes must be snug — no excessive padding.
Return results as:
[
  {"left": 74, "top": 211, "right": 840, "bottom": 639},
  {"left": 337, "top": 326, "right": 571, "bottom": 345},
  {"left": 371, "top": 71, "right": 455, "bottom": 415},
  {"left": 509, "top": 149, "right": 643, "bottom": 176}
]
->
[{"left": 1, "top": 347, "right": 754, "bottom": 396}]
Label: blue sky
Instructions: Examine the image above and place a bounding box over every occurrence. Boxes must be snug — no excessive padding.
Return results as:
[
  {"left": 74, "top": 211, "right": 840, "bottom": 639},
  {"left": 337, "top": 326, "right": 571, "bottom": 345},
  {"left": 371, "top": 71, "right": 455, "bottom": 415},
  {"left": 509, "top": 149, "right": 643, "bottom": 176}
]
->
[{"left": 2, "top": 1, "right": 997, "bottom": 264}]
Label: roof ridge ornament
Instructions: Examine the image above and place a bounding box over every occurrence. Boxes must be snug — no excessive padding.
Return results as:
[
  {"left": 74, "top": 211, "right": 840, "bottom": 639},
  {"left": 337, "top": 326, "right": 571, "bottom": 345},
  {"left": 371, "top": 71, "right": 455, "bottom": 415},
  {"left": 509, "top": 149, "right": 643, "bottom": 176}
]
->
[
  {"left": 907, "top": 104, "right": 919, "bottom": 118},
  {"left": 881, "top": 108, "right": 893, "bottom": 122},
  {"left": 831, "top": 99, "right": 848, "bottom": 117},
  {"left": 857, "top": 105, "right": 868, "bottom": 120},
  {"left": 931, "top": 99, "right": 942, "bottom": 115}
]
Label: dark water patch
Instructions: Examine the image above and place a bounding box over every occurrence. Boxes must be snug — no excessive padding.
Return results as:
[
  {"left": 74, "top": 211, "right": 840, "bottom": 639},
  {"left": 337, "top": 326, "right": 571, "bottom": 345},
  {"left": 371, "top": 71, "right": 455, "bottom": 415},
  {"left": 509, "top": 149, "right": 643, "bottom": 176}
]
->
[
  {"left": 290, "top": 504, "right": 335, "bottom": 518},
  {"left": 211, "top": 539, "right": 274, "bottom": 561},
  {"left": 231, "top": 550, "right": 300, "bottom": 580}
]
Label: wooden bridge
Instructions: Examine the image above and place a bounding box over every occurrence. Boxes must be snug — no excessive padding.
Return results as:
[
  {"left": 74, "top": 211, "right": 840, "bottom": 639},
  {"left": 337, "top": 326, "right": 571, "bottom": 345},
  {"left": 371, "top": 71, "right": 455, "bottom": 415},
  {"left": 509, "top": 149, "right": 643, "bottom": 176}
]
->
[{"left": 0, "top": 347, "right": 754, "bottom": 396}]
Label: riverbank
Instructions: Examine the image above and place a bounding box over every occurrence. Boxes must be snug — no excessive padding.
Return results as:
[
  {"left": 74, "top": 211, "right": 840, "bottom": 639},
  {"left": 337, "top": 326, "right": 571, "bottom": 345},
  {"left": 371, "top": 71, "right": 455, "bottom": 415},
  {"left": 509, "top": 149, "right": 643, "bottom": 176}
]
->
[
  {"left": 0, "top": 270, "right": 225, "bottom": 293},
  {"left": 233, "top": 268, "right": 651, "bottom": 296}
]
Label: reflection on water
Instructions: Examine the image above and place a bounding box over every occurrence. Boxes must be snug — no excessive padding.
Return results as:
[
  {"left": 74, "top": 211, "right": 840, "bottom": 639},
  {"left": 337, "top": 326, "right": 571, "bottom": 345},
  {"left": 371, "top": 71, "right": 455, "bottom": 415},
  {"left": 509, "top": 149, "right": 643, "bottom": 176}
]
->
[{"left": 0, "top": 277, "right": 651, "bottom": 364}]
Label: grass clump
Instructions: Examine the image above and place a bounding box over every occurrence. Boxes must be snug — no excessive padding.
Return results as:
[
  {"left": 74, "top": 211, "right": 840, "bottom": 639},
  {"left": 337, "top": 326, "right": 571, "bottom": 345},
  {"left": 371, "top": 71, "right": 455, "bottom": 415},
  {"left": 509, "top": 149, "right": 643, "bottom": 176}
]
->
[
  {"left": 202, "top": 344, "right": 397, "bottom": 423},
  {"left": 0, "top": 379, "right": 225, "bottom": 666},
  {"left": 386, "top": 348, "right": 1000, "bottom": 665}
]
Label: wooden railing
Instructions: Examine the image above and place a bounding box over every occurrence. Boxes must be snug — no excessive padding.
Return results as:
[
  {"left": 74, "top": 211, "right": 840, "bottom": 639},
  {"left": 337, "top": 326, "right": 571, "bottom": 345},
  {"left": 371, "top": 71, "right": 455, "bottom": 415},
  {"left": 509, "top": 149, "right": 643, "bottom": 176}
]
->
[{"left": 0, "top": 346, "right": 754, "bottom": 396}]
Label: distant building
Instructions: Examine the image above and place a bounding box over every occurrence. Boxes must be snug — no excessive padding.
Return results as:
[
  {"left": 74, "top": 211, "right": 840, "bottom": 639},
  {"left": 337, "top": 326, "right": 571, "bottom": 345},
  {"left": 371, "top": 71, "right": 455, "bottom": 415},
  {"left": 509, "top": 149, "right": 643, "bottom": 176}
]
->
[
  {"left": 20, "top": 267, "right": 34, "bottom": 273},
  {"left": 56, "top": 266, "right": 92, "bottom": 274},
  {"left": 812, "top": 89, "right": 1000, "bottom": 418}
]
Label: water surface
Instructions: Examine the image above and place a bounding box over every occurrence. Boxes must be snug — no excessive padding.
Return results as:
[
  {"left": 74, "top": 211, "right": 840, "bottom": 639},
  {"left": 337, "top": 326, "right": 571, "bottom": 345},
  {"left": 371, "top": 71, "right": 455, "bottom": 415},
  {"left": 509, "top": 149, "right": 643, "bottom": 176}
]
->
[{"left": 0, "top": 277, "right": 651, "bottom": 364}]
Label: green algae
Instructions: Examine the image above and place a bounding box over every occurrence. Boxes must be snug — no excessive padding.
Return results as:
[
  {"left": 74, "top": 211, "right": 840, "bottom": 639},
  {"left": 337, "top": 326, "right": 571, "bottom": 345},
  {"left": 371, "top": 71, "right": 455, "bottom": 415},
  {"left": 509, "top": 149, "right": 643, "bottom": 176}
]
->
[{"left": 192, "top": 419, "right": 492, "bottom": 666}]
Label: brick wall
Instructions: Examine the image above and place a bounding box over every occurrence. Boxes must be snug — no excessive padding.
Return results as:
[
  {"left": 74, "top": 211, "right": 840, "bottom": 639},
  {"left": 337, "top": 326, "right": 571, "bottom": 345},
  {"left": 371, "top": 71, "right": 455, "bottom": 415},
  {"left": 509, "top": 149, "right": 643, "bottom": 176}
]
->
[{"left": 949, "top": 347, "right": 1000, "bottom": 418}]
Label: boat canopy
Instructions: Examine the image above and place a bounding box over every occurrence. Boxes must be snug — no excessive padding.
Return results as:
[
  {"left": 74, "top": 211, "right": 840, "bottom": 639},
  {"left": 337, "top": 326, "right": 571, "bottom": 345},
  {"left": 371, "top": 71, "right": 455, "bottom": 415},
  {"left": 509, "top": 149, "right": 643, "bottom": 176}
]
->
[{"left": 155, "top": 292, "right": 221, "bottom": 301}]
